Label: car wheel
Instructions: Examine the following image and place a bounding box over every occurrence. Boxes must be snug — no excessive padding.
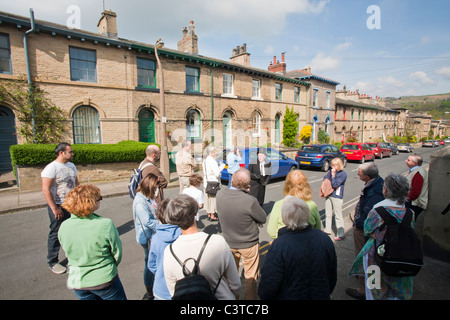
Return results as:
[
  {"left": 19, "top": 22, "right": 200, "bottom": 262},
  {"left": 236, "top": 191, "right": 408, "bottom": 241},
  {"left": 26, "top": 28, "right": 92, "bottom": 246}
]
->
[
  {"left": 290, "top": 165, "right": 297, "bottom": 172},
  {"left": 380, "top": 153, "right": 383, "bottom": 159},
  {"left": 321, "top": 160, "right": 330, "bottom": 172},
  {"left": 359, "top": 157, "right": 365, "bottom": 164},
  {"left": 343, "top": 158, "right": 347, "bottom": 168}
]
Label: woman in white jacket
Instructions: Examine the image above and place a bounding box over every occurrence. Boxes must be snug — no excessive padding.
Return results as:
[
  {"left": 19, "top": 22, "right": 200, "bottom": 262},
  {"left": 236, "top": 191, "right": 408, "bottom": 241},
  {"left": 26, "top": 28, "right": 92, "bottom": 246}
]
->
[{"left": 203, "top": 146, "right": 225, "bottom": 221}]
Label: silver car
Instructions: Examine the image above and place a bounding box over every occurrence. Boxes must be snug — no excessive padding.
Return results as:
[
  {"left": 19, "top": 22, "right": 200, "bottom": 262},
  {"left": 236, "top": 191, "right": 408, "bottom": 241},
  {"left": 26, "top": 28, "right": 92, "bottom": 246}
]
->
[{"left": 397, "top": 143, "right": 414, "bottom": 153}]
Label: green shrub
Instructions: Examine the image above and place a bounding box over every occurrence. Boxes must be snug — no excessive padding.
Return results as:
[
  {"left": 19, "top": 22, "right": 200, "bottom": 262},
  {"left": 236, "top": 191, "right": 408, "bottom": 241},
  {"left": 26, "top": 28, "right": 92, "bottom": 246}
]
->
[{"left": 10, "top": 141, "right": 160, "bottom": 167}]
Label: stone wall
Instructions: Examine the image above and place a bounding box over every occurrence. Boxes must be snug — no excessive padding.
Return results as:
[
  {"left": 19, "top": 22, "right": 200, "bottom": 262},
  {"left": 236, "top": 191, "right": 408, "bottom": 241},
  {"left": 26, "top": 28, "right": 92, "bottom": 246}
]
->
[
  {"left": 16, "top": 162, "right": 140, "bottom": 192},
  {"left": 421, "top": 146, "right": 450, "bottom": 262}
]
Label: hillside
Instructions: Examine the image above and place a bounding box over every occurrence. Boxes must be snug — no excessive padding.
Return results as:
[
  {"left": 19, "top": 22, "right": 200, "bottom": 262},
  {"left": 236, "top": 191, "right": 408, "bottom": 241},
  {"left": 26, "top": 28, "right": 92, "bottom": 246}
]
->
[{"left": 386, "top": 93, "right": 450, "bottom": 120}]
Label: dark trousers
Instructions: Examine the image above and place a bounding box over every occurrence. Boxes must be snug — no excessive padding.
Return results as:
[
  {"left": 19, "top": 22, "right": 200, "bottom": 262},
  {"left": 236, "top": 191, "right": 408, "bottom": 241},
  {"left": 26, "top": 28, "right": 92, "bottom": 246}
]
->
[
  {"left": 406, "top": 201, "right": 424, "bottom": 221},
  {"left": 47, "top": 205, "right": 70, "bottom": 266}
]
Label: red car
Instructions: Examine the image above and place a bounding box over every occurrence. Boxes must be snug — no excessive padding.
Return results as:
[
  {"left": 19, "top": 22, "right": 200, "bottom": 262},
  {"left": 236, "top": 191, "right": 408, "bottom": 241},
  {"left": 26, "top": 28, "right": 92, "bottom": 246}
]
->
[
  {"left": 340, "top": 143, "right": 375, "bottom": 163},
  {"left": 367, "top": 142, "right": 392, "bottom": 159}
]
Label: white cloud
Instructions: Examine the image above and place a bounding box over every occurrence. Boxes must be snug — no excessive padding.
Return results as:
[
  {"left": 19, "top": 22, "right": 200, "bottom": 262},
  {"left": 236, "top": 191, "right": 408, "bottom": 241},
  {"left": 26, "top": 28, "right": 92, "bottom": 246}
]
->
[
  {"left": 2, "top": 0, "right": 330, "bottom": 45},
  {"left": 310, "top": 52, "right": 341, "bottom": 72},
  {"left": 379, "top": 76, "right": 406, "bottom": 88},
  {"left": 410, "top": 71, "right": 436, "bottom": 85},
  {"left": 436, "top": 66, "right": 450, "bottom": 80}
]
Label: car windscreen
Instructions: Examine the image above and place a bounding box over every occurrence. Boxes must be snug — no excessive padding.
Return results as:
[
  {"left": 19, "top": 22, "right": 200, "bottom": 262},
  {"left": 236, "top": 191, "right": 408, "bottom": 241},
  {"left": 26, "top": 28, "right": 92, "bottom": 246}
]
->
[
  {"left": 367, "top": 143, "right": 377, "bottom": 148},
  {"left": 300, "top": 146, "right": 322, "bottom": 153},
  {"left": 341, "top": 144, "right": 359, "bottom": 150}
]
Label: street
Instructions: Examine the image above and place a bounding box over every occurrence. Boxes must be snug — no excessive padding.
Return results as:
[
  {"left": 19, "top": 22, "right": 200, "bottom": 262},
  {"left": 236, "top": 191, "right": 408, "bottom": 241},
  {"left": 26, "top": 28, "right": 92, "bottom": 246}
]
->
[{"left": 0, "top": 146, "right": 447, "bottom": 300}]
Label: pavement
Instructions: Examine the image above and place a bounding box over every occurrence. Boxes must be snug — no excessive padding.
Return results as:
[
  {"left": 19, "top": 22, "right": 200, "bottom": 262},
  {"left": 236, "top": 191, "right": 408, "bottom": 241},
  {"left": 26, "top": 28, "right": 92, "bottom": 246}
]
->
[
  {"left": 0, "top": 171, "right": 449, "bottom": 300},
  {"left": 0, "top": 172, "right": 180, "bottom": 214}
]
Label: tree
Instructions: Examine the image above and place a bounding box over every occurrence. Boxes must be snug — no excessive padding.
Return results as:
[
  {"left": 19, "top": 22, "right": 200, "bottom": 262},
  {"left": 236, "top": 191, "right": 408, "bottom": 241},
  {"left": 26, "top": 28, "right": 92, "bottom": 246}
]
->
[
  {"left": 0, "top": 79, "right": 67, "bottom": 144},
  {"left": 299, "top": 125, "right": 312, "bottom": 144},
  {"left": 282, "top": 106, "right": 298, "bottom": 147},
  {"left": 318, "top": 129, "right": 330, "bottom": 144}
]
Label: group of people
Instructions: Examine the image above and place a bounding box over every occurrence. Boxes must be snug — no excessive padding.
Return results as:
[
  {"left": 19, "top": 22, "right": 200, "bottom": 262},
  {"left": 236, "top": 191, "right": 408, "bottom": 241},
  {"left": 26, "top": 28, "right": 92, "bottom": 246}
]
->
[{"left": 41, "top": 141, "right": 428, "bottom": 300}]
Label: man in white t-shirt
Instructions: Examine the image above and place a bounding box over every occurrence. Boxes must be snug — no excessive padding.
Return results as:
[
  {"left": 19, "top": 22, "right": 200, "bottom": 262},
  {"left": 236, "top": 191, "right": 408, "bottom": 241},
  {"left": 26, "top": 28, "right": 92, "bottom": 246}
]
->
[{"left": 41, "top": 143, "right": 79, "bottom": 274}]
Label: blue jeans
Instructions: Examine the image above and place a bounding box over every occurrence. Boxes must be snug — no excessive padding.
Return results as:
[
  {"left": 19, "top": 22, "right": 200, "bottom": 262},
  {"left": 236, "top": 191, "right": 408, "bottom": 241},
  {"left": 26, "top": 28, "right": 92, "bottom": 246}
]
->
[
  {"left": 142, "top": 243, "right": 155, "bottom": 289},
  {"left": 73, "top": 276, "right": 127, "bottom": 300},
  {"left": 47, "top": 205, "right": 70, "bottom": 266}
]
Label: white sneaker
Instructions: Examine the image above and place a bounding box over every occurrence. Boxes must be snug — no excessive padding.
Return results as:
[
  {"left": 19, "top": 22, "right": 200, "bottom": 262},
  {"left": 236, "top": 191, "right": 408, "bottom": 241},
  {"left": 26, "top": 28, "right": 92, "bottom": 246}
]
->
[{"left": 49, "top": 263, "right": 67, "bottom": 274}]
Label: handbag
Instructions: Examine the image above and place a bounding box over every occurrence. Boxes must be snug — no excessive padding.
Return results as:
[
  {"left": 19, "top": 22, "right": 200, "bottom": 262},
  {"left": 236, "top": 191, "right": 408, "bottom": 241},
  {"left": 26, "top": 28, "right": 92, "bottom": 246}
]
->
[
  {"left": 205, "top": 181, "right": 221, "bottom": 195},
  {"left": 319, "top": 178, "right": 333, "bottom": 198},
  {"left": 203, "top": 159, "right": 221, "bottom": 196}
]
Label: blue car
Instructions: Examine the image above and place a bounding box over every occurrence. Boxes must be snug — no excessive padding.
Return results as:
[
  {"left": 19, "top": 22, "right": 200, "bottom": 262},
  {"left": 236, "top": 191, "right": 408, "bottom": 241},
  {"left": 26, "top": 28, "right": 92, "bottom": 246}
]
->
[
  {"left": 295, "top": 144, "right": 347, "bottom": 172},
  {"left": 218, "top": 147, "right": 299, "bottom": 182}
]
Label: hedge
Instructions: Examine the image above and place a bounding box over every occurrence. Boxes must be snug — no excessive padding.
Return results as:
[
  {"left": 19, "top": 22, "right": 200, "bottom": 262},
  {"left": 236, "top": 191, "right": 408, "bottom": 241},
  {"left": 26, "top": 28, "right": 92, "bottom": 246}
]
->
[{"left": 10, "top": 141, "right": 160, "bottom": 166}]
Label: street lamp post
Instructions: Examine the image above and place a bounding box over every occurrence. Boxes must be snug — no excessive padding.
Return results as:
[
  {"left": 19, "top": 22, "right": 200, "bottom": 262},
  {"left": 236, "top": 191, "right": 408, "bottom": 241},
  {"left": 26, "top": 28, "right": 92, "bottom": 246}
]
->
[{"left": 154, "top": 38, "right": 170, "bottom": 179}]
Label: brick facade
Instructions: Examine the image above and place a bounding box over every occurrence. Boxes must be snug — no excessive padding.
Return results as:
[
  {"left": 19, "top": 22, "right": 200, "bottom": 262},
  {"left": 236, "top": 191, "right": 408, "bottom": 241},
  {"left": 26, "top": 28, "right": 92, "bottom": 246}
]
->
[{"left": 0, "top": 11, "right": 309, "bottom": 154}]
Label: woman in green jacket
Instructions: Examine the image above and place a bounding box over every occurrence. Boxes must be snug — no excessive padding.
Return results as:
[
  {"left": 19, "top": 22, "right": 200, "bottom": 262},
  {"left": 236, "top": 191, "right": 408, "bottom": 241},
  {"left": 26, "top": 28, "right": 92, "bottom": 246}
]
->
[
  {"left": 267, "top": 170, "right": 321, "bottom": 239},
  {"left": 59, "top": 184, "right": 126, "bottom": 300}
]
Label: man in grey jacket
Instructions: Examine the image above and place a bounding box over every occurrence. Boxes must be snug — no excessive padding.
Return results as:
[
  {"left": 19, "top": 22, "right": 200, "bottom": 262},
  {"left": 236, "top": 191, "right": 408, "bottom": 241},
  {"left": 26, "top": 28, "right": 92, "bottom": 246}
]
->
[{"left": 216, "top": 169, "right": 267, "bottom": 300}]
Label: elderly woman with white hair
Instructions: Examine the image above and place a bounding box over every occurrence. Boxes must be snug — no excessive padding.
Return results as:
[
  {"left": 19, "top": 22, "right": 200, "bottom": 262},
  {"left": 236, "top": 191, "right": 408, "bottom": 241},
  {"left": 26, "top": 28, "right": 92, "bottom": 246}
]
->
[
  {"left": 349, "top": 173, "right": 415, "bottom": 300},
  {"left": 202, "top": 146, "right": 225, "bottom": 221},
  {"left": 258, "top": 196, "right": 337, "bottom": 300}
]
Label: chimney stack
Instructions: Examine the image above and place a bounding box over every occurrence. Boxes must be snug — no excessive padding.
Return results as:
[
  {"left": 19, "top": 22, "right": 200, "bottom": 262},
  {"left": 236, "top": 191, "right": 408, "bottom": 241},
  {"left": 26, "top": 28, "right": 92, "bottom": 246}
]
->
[
  {"left": 230, "top": 43, "right": 251, "bottom": 67},
  {"left": 268, "top": 53, "right": 287, "bottom": 74},
  {"left": 97, "top": 10, "right": 118, "bottom": 39},
  {"left": 177, "top": 20, "right": 199, "bottom": 54}
]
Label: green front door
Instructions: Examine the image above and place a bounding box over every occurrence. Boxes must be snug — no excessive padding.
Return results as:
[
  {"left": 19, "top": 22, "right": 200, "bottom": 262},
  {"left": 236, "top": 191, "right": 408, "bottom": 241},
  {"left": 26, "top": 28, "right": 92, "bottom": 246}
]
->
[
  {"left": 275, "top": 114, "right": 280, "bottom": 144},
  {"left": 139, "top": 109, "right": 155, "bottom": 143}
]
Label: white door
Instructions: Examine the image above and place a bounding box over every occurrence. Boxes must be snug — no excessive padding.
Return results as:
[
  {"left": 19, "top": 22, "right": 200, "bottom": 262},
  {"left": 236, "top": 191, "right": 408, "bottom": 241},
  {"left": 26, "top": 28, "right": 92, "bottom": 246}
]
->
[{"left": 223, "top": 112, "right": 232, "bottom": 149}]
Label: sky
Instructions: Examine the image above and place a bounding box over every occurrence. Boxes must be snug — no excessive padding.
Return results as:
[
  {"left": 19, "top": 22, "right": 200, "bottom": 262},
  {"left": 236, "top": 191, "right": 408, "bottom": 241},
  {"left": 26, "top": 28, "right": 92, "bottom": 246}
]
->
[{"left": 2, "top": 0, "right": 450, "bottom": 98}]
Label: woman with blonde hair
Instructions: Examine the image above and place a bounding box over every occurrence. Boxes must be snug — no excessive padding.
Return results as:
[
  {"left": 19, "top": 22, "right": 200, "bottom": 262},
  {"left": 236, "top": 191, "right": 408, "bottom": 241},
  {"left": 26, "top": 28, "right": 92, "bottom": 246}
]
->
[
  {"left": 322, "top": 157, "right": 347, "bottom": 240},
  {"left": 267, "top": 169, "right": 321, "bottom": 239},
  {"left": 58, "top": 184, "right": 126, "bottom": 300}
]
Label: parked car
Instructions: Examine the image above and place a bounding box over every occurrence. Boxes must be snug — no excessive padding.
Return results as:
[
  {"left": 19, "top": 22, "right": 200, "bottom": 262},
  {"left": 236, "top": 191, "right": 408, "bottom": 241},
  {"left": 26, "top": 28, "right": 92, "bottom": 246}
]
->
[
  {"left": 433, "top": 140, "right": 440, "bottom": 147},
  {"left": 397, "top": 143, "right": 414, "bottom": 153},
  {"left": 218, "top": 147, "right": 299, "bottom": 182},
  {"left": 422, "top": 140, "right": 435, "bottom": 148},
  {"left": 366, "top": 142, "right": 392, "bottom": 159},
  {"left": 340, "top": 143, "right": 375, "bottom": 164},
  {"left": 296, "top": 144, "right": 347, "bottom": 172},
  {"left": 386, "top": 142, "right": 399, "bottom": 155},
  {"left": 439, "top": 140, "right": 445, "bottom": 145},
  {"left": 445, "top": 138, "right": 450, "bottom": 144}
]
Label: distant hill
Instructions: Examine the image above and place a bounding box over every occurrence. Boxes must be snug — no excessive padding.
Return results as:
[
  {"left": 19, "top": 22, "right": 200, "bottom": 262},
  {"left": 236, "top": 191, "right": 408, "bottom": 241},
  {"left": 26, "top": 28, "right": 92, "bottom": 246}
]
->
[{"left": 386, "top": 93, "right": 450, "bottom": 120}]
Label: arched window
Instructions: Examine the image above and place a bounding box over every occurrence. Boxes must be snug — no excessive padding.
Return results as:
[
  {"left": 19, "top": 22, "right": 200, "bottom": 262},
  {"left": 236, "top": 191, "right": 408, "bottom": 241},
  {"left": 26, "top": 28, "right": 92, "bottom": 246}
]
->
[
  {"left": 325, "top": 115, "right": 331, "bottom": 135},
  {"left": 186, "top": 109, "right": 201, "bottom": 140},
  {"left": 73, "top": 105, "right": 101, "bottom": 144},
  {"left": 312, "top": 114, "right": 319, "bottom": 141},
  {"left": 251, "top": 110, "right": 261, "bottom": 136}
]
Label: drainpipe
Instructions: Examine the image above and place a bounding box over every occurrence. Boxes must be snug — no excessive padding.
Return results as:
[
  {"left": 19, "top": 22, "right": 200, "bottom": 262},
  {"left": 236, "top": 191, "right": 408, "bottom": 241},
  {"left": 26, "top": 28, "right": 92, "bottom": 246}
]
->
[
  {"left": 210, "top": 67, "right": 214, "bottom": 146},
  {"left": 23, "top": 8, "right": 36, "bottom": 143}
]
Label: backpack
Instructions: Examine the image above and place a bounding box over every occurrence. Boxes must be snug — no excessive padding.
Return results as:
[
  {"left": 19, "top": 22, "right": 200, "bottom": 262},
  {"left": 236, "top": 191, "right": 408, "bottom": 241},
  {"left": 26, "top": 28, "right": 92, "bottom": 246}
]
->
[
  {"left": 170, "top": 234, "right": 222, "bottom": 300},
  {"left": 374, "top": 206, "right": 423, "bottom": 277},
  {"left": 128, "top": 162, "right": 153, "bottom": 199}
]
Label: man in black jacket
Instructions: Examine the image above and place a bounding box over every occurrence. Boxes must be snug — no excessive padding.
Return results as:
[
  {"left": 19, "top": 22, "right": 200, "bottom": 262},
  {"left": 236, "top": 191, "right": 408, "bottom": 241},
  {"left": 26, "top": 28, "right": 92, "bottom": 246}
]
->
[
  {"left": 216, "top": 169, "right": 267, "bottom": 300},
  {"left": 346, "top": 162, "right": 384, "bottom": 300},
  {"left": 248, "top": 150, "right": 271, "bottom": 206}
]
